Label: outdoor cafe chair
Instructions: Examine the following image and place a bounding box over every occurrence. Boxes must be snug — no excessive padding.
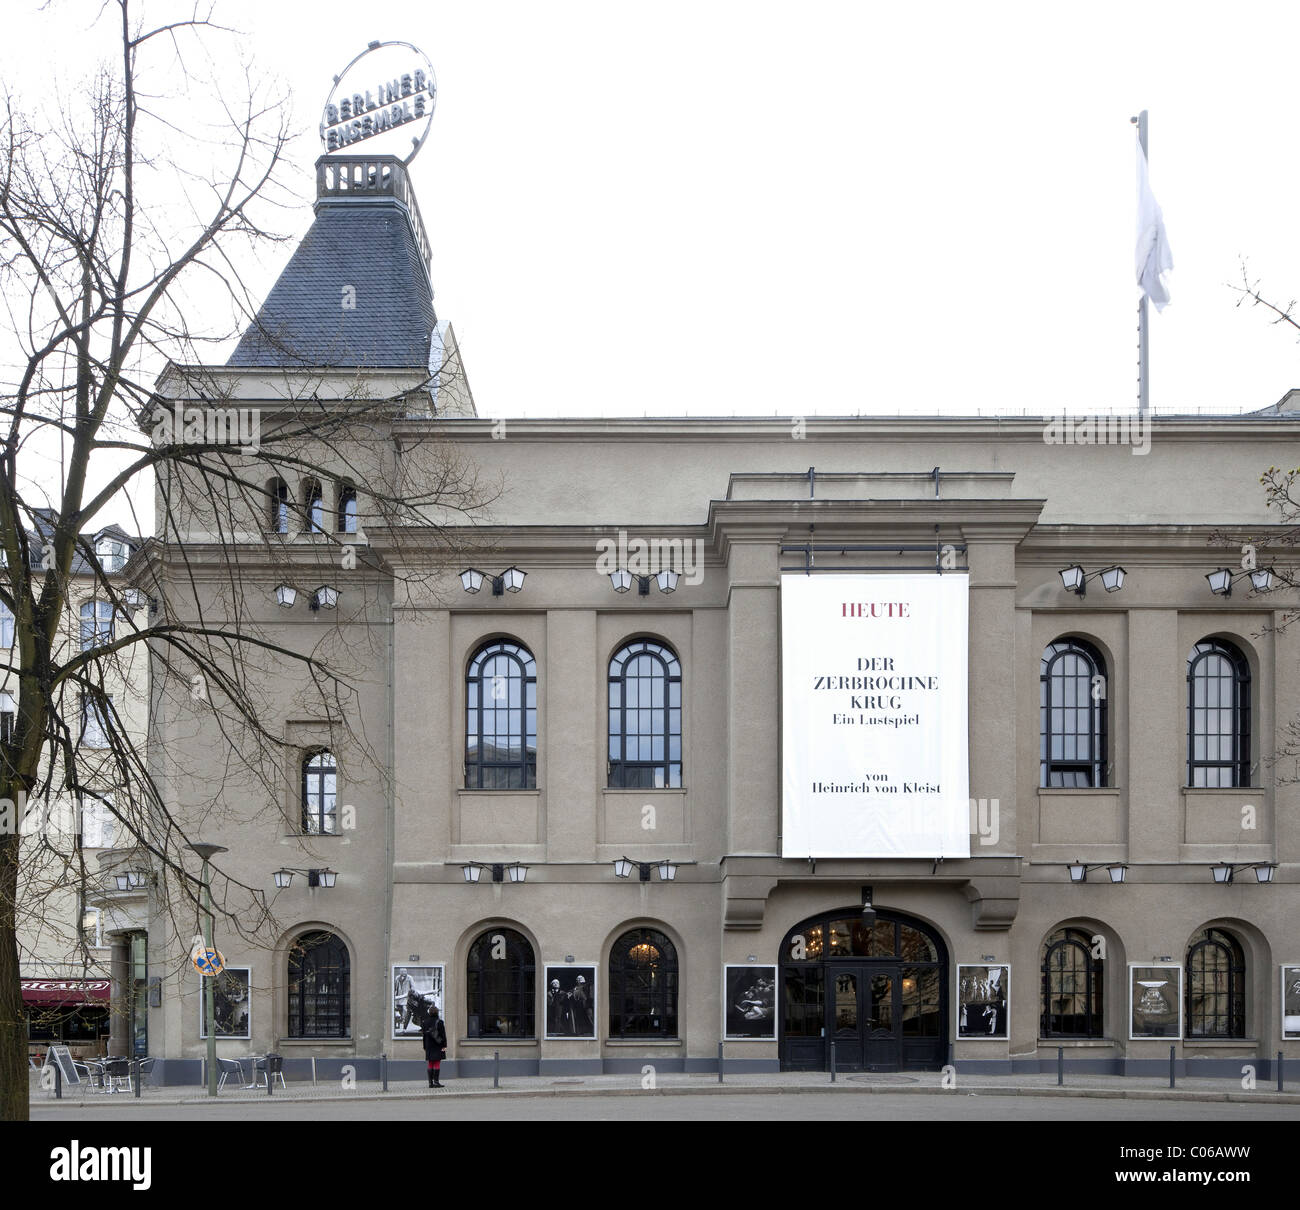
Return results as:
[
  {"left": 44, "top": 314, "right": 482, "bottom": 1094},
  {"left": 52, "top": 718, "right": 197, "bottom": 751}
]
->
[{"left": 252, "top": 1052, "right": 286, "bottom": 1089}]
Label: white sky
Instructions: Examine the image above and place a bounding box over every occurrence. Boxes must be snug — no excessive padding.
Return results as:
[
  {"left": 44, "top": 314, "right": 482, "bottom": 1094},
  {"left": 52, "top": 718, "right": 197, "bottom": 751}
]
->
[{"left": 8, "top": 0, "right": 1300, "bottom": 436}]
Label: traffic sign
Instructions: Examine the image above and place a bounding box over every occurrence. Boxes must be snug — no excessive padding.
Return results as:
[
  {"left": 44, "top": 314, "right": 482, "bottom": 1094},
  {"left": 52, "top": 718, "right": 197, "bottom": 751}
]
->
[{"left": 192, "top": 948, "right": 225, "bottom": 977}]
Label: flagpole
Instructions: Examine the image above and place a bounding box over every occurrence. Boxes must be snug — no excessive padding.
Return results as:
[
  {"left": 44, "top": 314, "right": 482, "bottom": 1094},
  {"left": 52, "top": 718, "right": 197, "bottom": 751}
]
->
[{"left": 1133, "top": 110, "right": 1149, "bottom": 417}]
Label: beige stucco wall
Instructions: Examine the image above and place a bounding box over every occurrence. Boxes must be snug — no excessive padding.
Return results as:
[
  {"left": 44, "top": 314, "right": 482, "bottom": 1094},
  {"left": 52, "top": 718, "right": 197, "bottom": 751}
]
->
[{"left": 135, "top": 400, "right": 1300, "bottom": 1067}]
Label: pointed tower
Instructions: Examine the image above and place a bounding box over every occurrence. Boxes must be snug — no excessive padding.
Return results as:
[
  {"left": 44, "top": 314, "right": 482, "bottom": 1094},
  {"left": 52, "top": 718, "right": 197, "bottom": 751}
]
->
[{"left": 227, "top": 155, "right": 475, "bottom": 415}]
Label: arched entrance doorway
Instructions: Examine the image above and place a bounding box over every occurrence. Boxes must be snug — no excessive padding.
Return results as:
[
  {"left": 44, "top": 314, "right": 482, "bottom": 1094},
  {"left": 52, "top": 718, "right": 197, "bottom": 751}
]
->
[{"left": 780, "top": 908, "right": 948, "bottom": 1072}]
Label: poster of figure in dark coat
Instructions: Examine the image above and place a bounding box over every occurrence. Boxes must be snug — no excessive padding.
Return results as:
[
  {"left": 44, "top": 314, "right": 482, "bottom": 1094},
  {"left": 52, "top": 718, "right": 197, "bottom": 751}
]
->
[
  {"left": 545, "top": 966, "right": 597, "bottom": 1038},
  {"left": 956, "top": 964, "right": 1009, "bottom": 1040},
  {"left": 724, "top": 965, "right": 777, "bottom": 1039},
  {"left": 200, "top": 967, "right": 250, "bottom": 1039},
  {"left": 392, "top": 965, "right": 444, "bottom": 1039}
]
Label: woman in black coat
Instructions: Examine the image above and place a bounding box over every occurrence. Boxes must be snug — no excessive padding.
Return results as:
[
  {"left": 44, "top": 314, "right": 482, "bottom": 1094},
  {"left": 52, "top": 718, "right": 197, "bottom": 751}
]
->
[{"left": 421, "top": 1006, "right": 448, "bottom": 1088}]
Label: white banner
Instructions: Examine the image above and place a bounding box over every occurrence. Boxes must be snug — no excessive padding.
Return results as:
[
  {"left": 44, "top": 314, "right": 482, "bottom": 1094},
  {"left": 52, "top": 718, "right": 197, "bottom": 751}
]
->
[{"left": 781, "top": 573, "right": 970, "bottom": 858}]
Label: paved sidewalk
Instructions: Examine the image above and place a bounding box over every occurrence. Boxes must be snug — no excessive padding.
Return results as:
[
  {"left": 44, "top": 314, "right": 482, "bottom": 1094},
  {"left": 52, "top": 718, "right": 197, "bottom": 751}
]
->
[{"left": 31, "top": 1067, "right": 1300, "bottom": 1109}]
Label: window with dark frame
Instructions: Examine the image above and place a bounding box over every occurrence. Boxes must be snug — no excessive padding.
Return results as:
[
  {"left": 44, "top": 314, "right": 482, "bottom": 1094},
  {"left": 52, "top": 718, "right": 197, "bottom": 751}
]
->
[
  {"left": 305, "top": 479, "right": 326, "bottom": 534},
  {"left": 287, "top": 930, "right": 350, "bottom": 1038},
  {"left": 302, "top": 750, "right": 338, "bottom": 835},
  {"left": 465, "top": 928, "right": 536, "bottom": 1038},
  {"left": 1041, "top": 926, "right": 1104, "bottom": 1038},
  {"left": 0, "top": 690, "right": 13, "bottom": 744},
  {"left": 338, "top": 484, "right": 358, "bottom": 534},
  {"left": 1187, "top": 639, "right": 1251, "bottom": 788},
  {"left": 269, "top": 478, "right": 289, "bottom": 533},
  {"left": 608, "top": 639, "right": 682, "bottom": 789},
  {"left": 465, "top": 641, "right": 537, "bottom": 789},
  {"left": 1186, "top": 927, "right": 1246, "bottom": 1038},
  {"left": 608, "top": 927, "right": 678, "bottom": 1039},
  {"left": 1039, "top": 638, "right": 1108, "bottom": 788}
]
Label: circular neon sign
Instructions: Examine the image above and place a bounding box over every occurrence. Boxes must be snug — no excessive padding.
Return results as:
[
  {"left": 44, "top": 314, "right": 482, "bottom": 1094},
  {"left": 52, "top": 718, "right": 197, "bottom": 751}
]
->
[{"left": 320, "top": 40, "right": 437, "bottom": 164}]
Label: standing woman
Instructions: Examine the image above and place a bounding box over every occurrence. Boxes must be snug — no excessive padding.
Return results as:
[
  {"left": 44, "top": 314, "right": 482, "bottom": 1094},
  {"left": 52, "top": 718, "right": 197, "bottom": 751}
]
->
[{"left": 422, "top": 1005, "right": 448, "bottom": 1088}]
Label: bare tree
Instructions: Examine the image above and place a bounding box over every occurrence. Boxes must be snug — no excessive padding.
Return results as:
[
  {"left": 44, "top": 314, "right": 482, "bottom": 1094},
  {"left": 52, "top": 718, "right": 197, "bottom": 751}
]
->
[
  {"left": 0, "top": 1, "right": 491, "bottom": 1121},
  {"left": 1210, "top": 263, "right": 1300, "bottom": 784}
]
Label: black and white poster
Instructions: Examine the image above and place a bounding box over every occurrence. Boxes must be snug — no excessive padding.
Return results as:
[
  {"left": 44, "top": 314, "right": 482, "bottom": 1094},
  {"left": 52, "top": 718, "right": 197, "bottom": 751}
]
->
[
  {"left": 1129, "top": 964, "right": 1182, "bottom": 1039},
  {"left": 724, "top": 965, "right": 777, "bottom": 1039},
  {"left": 1282, "top": 965, "right": 1300, "bottom": 1040},
  {"left": 199, "top": 966, "right": 250, "bottom": 1039},
  {"left": 545, "top": 965, "right": 596, "bottom": 1039},
  {"left": 957, "top": 964, "right": 1009, "bottom": 1040},
  {"left": 392, "top": 964, "right": 444, "bottom": 1039}
]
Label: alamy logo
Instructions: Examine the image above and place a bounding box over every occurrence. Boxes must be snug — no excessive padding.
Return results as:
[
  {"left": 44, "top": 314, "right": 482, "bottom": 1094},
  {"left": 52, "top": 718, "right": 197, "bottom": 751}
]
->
[
  {"left": 1042, "top": 412, "right": 1150, "bottom": 456},
  {"left": 49, "top": 1141, "right": 151, "bottom": 1191},
  {"left": 594, "top": 529, "right": 704, "bottom": 586},
  {"left": 150, "top": 404, "right": 261, "bottom": 455}
]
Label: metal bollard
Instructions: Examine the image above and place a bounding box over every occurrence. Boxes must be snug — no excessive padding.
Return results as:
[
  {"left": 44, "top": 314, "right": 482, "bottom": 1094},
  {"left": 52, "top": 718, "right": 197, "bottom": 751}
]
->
[
  {"left": 830, "top": 1040, "right": 837, "bottom": 1083},
  {"left": 1279, "top": 1050, "right": 1285, "bottom": 1093},
  {"left": 54, "top": 1060, "right": 62, "bottom": 1100},
  {"left": 1169, "top": 1045, "right": 1175, "bottom": 1089},
  {"left": 267, "top": 1056, "right": 273, "bottom": 1095},
  {"left": 381, "top": 1053, "right": 388, "bottom": 1092},
  {"left": 1057, "top": 1046, "right": 1064, "bottom": 1086},
  {"left": 717, "top": 1041, "right": 724, "bottom": 1084},
  {"left": 493, "top": 1049, "right": 500, "bottom": 1089},
  {"left": 133, "top": 1058, "right": 141, "bottom": 1099}
]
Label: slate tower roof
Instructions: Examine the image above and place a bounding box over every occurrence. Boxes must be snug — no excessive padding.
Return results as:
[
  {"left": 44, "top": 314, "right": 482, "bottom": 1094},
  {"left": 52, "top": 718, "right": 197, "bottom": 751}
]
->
[{"left": 228, "top": 156, "right": 437, "bottom": 369}]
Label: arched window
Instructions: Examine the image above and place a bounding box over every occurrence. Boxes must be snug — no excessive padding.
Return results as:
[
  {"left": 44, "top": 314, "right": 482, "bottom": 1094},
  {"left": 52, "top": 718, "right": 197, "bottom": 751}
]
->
[
  {"left": 1186, "top": 928, "right": 1245, "bottom": 1038},
  {"left": 608, "top": 927, "right": 678, "bottom": 1039},
  {"left": 465, "top": 641, "right": 537, "bottom": 789},
  {"left": 608, "top": 640, "right": 682, "bottom": 788},
  {"left": 1188, "top": 640, "right": 1251, "bottom": 787},
  {"left": 287, "top": 931, "right": 350, "bottom": 1038},
  {"left": 268, "top": 478, "right": 289, "bottom": 534},
  {"left": 1040, "top": 639, "right": 1107, "bottom": 787},
  {"left": 0, "top": 600, "right": 12, "bottom": 648},
  {"left": 337, "top": 484, "right": 358, "bottom": 534},
  {"left": 302, "top": 750, "right": 338, "bottom": 834},
  {"left": 466, "top": 928, "right": 536, "bottom": 1038},
  {"left": 80, "top": 600, "right": 115, "bottom": 652},
  {"left": 304, "top": 479, "right": 325, "bottom": 534},
  {"left": 1041, "top": 927, "right": 1104, "bottom": 1038}
]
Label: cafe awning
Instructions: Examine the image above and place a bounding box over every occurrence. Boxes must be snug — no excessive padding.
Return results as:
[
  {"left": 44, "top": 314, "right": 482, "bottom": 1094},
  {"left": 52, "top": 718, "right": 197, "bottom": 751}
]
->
[{"left": 21, "top": 979, "right": 111, "bottom": 1006}]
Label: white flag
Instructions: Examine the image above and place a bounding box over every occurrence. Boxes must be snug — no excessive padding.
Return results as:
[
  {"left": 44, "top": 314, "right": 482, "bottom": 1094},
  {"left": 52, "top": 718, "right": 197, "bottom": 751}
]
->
[{"left": 1136, "top": 139, "right": 1173, "bottom": 310}]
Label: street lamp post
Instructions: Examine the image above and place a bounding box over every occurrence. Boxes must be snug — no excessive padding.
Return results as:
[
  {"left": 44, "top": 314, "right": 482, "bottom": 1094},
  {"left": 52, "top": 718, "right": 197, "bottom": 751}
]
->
[{"left": 188, "top": 842, "right": 227, "bottom": 1097}]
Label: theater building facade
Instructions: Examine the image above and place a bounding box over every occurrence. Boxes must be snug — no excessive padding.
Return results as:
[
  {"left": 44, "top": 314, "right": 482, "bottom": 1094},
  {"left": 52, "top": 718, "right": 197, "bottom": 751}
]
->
[{"left": 122, "top": 152, "right": 1300, "bottom": 1082}]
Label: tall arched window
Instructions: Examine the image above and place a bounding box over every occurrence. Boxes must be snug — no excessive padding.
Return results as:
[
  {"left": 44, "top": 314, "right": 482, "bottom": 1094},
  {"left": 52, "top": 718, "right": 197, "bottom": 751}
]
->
[
  {"left": 608, "top": 927, "right": 678, "bottom": 1039},
  {"left": 337, "top": 484, "right": 358, "bottom": 534},
  {"left": 287, "top": 930, "right": 350, "bottom": 1038},
  {"left": 80, "top": 600, "right": 115, "bottom": 652},
  {"left": 1188, "top": 639, "right": 1251, "bottom": 787},
  {"left": 304, "top": 479, "right": 325, "bottom": 534},
  {"left": 608, "top": 640, "right": 681, "bottom": 788},
  {"left": 268, "top": 478, "right": 289, "bottom": 533},
  {"left": 1040, "top": 639, "right": 1107, "bottom": 787},
  {"left": 1041, "top": 927, "right": 1104, "bottom": 1038},
  {"left": 0, "top": 600, "right": 12, "bottom": 648},
  {"left": 1186, "top": 927, "right": 1245, "bottom": 1038},
  {"left": 465, "top": 641, "right": 537, "bottom": 789},
  {"left": 466, "top": 928, "right": 536, "bottom": 1038},
  {"left": 302, "top": 750, "right": 338, "bottom": 835}
]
